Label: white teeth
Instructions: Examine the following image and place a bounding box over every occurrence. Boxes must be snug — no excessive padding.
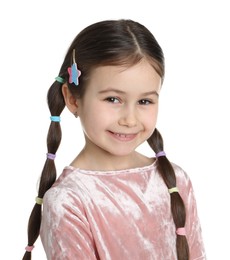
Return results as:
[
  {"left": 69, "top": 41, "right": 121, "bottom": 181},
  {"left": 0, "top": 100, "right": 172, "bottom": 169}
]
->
[{"left": 115, "top": 133, "right": 127, "bottom": 137}]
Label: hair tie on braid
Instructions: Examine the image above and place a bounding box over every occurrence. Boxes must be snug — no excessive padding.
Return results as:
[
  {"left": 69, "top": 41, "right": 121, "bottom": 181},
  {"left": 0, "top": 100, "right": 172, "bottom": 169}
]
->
[
  {"left": 50, "top": 116, "right": 61, "bottom": 122},
  {"left": 168, "top": 187, "right": 179, "bottom": 194},
  {"left": 155, "top": 151, "right": 166, "bottom": 158},
  {"left": 25, "top": 245, "right": 35, "bottom": 252},
  {"left": 46, "top": 153, "right": 56, "bottom": 160},
  {"left": 176, "top": 227, "right": 186, "bottom": 236},
  {"left": 55, "top": 76, "right": 65, "bottom": 83},
  {"left": 35, "top": 197, "right": 43, "bottom": 205}
]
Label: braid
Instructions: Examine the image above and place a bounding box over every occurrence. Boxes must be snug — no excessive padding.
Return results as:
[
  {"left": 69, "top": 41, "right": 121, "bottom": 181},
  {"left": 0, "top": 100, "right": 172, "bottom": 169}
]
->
[
  {"left": 22, "top": 81, "right": 65, "bottom": 260},
  {"left": 147, "top": 129, "right": 189, "bottom": 260}
]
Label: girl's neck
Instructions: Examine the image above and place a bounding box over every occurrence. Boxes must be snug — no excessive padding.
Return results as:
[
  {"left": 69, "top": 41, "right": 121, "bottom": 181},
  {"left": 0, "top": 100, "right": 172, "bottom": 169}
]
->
[{"left": 70, "top": 146, "right": 153, "bottom": 172}]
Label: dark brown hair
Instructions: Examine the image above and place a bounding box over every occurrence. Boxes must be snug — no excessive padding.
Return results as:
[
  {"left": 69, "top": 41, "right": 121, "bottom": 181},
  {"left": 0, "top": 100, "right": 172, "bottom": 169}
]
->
[{"left": 23, "top": 19, "right": 189, "bottom": 260}]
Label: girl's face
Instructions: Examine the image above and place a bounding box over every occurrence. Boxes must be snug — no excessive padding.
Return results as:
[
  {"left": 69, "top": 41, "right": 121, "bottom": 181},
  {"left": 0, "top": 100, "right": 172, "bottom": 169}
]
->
[{"left": 76, "top": 59, "right": 162, "bottom": 158}]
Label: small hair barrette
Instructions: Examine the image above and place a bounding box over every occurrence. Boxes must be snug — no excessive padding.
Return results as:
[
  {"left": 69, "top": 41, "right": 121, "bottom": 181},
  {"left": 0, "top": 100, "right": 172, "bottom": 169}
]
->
[{"left": 68, "top": 49, "right": 81, "bottom": 86}]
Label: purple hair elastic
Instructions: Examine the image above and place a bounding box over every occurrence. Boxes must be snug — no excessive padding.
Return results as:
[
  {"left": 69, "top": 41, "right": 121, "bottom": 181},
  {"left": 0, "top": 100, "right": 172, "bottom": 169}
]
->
[
  {"left": 155, "top": 151, "right": 166, "bottom": 158},
  {"left": 47, "top": 153, "right": 56, "bottom": 160}
]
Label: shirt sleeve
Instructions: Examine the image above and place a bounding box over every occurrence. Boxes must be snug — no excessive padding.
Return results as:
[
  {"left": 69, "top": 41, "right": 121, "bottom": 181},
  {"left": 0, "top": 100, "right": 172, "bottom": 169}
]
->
[
  {"left": 40, "top": 187, "right": 98, "bottom": 260},
  {"left": 177, "top": 168, "right": 206, "bottom": 260}
]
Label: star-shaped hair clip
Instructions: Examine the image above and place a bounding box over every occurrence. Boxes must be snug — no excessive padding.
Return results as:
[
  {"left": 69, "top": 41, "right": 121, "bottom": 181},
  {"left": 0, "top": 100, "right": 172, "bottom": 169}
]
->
[{"left": 68, "top": 49, "right": 81, "bottom": 86}]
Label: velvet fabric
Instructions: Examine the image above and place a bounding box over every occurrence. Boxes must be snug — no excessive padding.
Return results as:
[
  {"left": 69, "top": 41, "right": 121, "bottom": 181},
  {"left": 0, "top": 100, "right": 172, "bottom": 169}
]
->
[{"left": 40, "top": 160, "right": 206, "bottom": 259}]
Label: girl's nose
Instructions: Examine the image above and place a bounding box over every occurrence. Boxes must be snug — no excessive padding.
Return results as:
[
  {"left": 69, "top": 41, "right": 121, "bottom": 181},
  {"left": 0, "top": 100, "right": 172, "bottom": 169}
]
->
[{"left": 118, "top": 107, "right": 137, "bottom": 127}]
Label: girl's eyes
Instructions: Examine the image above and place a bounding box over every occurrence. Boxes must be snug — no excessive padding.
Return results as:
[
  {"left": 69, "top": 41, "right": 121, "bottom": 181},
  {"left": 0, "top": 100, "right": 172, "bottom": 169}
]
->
[
  {"left": 105, "top": 97, "right": 120, "bottom": 103},
  {"left": 138, "top": 99, "right": 154, "bottom": 105},
  {"left": 104, "top": 97, "right": 154, "bottom": 105}
]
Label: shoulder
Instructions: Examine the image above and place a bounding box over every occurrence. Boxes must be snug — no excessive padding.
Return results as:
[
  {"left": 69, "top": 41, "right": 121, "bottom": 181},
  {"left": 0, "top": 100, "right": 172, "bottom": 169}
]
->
[
  {"left": 170, "top": 162, "right": 191, "bottom": 184},
  {"left": 43, "top": 167, "right": 87, "bottom": 217},
  {"left": 169, "top": 162, "right": 197, "bottom": 204},
  {"left": 169, "top": 162, "right": 194, "bottom": 196}
]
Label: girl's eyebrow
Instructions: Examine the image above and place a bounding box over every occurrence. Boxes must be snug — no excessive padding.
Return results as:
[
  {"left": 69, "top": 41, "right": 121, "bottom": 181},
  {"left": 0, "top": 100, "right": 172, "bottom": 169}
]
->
[
  {"left": 141, "top": 90, "right": 159, "bottom": 97},
  {"left": 98, "top": 88, "right": 125, "bottom": 94},
  {"left": 98, "top": 88, "right": 159, "bottom": 97}
]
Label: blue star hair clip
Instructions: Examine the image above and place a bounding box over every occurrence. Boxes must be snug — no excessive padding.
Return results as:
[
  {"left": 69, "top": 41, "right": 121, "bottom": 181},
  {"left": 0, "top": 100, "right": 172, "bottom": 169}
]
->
[{"left": 68, "top": 49, "right": 81, "bottom": 86}]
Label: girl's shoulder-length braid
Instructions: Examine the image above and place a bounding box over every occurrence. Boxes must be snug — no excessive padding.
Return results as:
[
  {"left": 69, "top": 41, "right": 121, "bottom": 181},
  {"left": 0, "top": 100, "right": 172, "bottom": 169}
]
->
[
  {"left": 23, "top": 19, "right": 189, "bottom": 260},
  {"left": 148, "top": 129, "right": 189, "bottom": 260}
]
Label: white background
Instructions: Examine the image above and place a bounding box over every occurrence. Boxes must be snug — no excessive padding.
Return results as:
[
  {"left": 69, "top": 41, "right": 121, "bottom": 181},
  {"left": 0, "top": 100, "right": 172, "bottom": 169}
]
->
[{"left": 0, "top": 0, "right": 229, "bottom": 259}]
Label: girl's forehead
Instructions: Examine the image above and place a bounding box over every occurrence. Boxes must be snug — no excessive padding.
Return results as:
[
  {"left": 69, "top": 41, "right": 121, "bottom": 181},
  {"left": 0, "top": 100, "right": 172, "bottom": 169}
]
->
[
  {"left": 86, "top": 60, "right": 162, "bottom": 94},
  {"left": 91, "top": 59, "right": 160, "bottom": 79}
]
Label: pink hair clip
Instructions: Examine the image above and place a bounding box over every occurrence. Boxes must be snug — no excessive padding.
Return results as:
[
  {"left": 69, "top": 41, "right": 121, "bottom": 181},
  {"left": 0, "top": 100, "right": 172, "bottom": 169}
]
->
[{"left": 68, "top": 49, "right": 81, "bottom": 86}]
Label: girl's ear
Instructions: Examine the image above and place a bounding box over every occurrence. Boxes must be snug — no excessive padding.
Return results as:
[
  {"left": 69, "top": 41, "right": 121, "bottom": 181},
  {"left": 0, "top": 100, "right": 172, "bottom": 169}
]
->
[{"left": 62, "top": 84, "right": 78, "bottom": 113}]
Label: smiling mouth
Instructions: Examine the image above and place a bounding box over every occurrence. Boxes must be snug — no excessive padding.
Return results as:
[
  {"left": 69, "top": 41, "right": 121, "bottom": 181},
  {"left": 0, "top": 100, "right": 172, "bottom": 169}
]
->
[{"left": 108, "top": 131, "right": 137, "bottom": 141}]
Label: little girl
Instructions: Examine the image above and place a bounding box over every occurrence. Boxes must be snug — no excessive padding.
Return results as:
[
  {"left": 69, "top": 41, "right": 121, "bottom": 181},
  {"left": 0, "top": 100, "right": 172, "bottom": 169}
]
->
[{"left": 23, "top": 19, "right": 206, "bottom": 260}]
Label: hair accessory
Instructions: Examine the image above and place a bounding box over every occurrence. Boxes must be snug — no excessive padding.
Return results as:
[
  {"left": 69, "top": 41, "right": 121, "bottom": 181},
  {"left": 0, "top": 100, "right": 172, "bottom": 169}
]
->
[
  {"left": 55, "top": 76, "right": 65, "bottom": 84},
  {"left": 176, "top": 227, "right": 186, "bottom": 236},
  {"left": 50, "top": 116, "right": 61, "bottom": 122},
  {"left": 68, "top": 49, "right": 81, "bottom": 86},
  {"left": 35, "top": 197, "right": 43, "bottom": 205},
  {"left": 47, "top": 153, "right": 56, "bottom": 160},
  {"left": 168, "top": 187, "right": 179, "bottom": 194},
  {"left": 155, "top": 151, "right": 166, "bottom": 158},
  {"left": 25, "top": 245, "right": 35, "bottom": 252}
]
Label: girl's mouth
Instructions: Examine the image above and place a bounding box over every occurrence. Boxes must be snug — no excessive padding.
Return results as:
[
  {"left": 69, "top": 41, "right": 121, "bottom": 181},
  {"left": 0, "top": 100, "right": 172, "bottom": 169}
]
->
[{"left": 108, "top": 131, "right": 137, "bottom": 142}]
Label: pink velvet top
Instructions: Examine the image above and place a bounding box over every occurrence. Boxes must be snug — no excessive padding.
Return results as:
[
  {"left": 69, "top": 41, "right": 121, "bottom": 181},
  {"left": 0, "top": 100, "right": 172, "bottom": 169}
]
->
[{"left": 40, "top": 160, "right": 206, "bottom": 260}]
